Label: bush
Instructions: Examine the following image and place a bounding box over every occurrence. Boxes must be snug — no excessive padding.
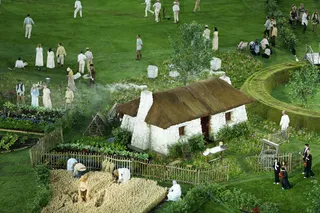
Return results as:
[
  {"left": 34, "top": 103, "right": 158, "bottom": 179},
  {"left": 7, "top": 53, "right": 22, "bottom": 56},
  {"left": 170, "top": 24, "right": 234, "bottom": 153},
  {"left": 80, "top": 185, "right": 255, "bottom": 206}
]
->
[
  {"left": 112, "top": 127, "right": 132, "bottom": 146},
  {"left": 0, "top": 133, "right": 19, "bottom": 150},
  {"left": 187, "top": 134, "right": 206, "bottom": 152},
  {"left": 168, "top": 142, "right": 184, "bottom": 159},
  {"left": 215, "top": 122, "right": 250, "bottom": 141}
]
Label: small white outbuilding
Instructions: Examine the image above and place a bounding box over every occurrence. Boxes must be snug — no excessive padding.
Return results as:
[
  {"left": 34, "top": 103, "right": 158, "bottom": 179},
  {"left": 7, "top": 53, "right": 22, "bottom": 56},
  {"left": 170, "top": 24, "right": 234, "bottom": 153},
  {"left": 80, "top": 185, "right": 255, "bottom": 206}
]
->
[{"left": 117, "top": 78, "right": 254, "bottom": 155}]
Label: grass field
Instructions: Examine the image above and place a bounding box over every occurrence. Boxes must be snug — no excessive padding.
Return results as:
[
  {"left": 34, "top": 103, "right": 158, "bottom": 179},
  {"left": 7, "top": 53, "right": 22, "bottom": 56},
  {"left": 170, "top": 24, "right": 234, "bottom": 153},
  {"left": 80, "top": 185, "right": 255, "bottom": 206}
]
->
[{"left": 0, "top": 0, "right": 319, "bottom": 212}]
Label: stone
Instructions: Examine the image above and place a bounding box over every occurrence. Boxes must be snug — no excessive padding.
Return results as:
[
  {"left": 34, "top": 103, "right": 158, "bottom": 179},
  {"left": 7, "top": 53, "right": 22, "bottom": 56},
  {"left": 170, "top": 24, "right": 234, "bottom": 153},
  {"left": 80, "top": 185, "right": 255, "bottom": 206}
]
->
[
  {"left": 210, "top": 57, "right": 222, "bottom": 71},
  {"left": 169, "top": 71, "right": 180, "bottom": 78},
  {"left": 147, "top": 65, "right": 158, "bottom": 79}
]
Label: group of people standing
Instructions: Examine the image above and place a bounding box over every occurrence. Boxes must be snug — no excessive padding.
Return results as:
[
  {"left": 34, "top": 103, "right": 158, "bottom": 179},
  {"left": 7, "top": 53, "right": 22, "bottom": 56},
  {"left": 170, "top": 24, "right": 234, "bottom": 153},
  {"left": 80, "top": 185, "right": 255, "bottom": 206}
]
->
[
  {"left": 289, "top": 4, "right": 319, "bottom": 34},
  {"left": 202, "top": 25, "right": 219, "bottom": 51},
  {"left": 34, "top": 43, "right": 66, "bottom": 70}
]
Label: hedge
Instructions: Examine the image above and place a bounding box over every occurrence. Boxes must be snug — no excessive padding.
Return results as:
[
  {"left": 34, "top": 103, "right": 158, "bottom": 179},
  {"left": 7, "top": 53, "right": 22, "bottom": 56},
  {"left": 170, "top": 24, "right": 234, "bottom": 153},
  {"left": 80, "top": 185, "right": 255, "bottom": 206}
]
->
[{"left": 241, "top": 63, "right": 320, "bottom": 131}]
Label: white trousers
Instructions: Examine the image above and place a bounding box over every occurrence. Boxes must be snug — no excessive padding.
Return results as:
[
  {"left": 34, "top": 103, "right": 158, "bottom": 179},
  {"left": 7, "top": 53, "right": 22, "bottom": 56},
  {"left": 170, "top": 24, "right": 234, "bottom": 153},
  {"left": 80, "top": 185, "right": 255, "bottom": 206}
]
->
[
  {"left": 174, "top": 11, "right": 179, "bottom": 23},
  {"left": 79, "top": 60, "right": 85, "bottom": 73},
  {"left": 155, "top": 9, "right": 160, "bottom": 22},
  {"left": 74, "top": 7, "right": 82, "bottom": 18},
  {"left": 57, "top": 55, "right": 65, "bottom": 65},
  {"left": 25, "top": 24, "right": 32, "bottom": 39},
  {"left": 145, "top": 4, "right": 154, "bottom": 17}
]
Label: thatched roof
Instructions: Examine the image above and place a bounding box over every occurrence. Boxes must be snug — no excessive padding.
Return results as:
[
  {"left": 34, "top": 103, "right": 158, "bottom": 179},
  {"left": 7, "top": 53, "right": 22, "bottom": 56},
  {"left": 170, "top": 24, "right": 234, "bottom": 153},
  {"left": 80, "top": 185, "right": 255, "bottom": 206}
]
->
[{"left": 116, "top": 78, "right": 254, "bottom": 129}]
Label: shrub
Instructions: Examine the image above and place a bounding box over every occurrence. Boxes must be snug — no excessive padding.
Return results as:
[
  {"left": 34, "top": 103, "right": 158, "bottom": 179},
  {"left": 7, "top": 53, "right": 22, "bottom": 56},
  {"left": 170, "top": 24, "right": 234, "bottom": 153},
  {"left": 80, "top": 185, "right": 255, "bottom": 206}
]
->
[
  {"left": 112, "top": 127, "right": 132, "bottom": 146},
  {"left": 187, "top": 134, "right": 206, "bottom": 152},
  {"left": 0, "top": 133, "right": 19, "bottom": 150},
  {"left": 215, "top": 122, "right": 250, "bottom": 141},
  {"left": 168, "top": 142, "right": 184, "bottom": 159}
]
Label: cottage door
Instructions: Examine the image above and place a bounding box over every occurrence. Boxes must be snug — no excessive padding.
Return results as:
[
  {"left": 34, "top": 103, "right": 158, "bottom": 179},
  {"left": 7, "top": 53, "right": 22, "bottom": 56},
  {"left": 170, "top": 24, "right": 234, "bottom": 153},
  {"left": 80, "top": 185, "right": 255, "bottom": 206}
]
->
[{"left": 201, "top": 116, "right": 210, "bottom": 138}]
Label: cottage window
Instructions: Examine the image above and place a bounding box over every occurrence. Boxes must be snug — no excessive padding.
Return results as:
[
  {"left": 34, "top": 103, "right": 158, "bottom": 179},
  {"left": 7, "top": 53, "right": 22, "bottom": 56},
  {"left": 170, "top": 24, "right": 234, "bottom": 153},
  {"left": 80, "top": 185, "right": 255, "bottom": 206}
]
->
[
  {"left": 179, "top": 126, "right": 185, "bottom": 136},
  {"left": 225, "top": 112, "right": 232, "bottom": 122}
]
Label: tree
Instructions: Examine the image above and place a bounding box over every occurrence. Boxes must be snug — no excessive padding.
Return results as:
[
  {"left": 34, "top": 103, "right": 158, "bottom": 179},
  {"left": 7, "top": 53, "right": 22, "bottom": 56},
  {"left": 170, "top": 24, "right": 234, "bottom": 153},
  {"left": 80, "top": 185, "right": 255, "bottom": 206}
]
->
[
  {"left": 169, "top": 21, "right": 212, "bottom": 85},
  {"left": 287, "top": 65, "right": 319, "bottom": 107}
]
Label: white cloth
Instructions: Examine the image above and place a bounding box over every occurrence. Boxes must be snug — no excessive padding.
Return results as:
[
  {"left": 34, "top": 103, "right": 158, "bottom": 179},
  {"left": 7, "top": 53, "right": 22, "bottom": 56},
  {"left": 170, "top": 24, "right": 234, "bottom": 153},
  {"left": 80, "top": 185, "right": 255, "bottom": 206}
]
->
[
  {"left": 31, "top": 88, "right": 39, "bottom": 107},
  {"left": 260, "top": 38, "right": 269, "bottom": 50},
  {"left": 167, "top": 181, "right": 181, "bottom": 201},
  {"left": 136, "top": 38, "right": 143, "bottom": 51},
  {"left": 203, "top": 28, "right": 211, "bottom": 40},
  {"left": 117, "top": 168, "right": 131, "bottom": 184},
  {"left": 212, "top": 31, "right": 218, "bottom": 51},
  {"left": 302, "top": 12, "right": 308, "bottom": 25},
  {"left": 43, "top": 88, "right": 52, "bottom": 108},
  {"left": 15, "top": 60, "right": 25, "bottom": 68},
  {"left": 67, "top": 158, "right": 78, "bottom": 172},
  {"left": 46, "top": 51, "right": 55, "bottom": 68},
  {"left": 280, "top": 114, "right": 290, "bottom": 130},
  {"left": 35, "top": 47, "right": 43, "bottom": 66}
]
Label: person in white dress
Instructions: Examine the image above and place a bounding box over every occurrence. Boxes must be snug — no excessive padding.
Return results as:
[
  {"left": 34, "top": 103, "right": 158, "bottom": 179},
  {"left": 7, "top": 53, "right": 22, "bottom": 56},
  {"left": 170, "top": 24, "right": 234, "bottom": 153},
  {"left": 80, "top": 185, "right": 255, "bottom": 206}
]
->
[
  {"left": 153, "top": 0, "right": 161, "bottom": 23},
  {"left": 203, "top": 25, "right": 210, "bottom": 40},
  {"left": 212, "top": 27, "right": 219, "bottom": 51},
  {"left": 167, "top": 180, "right": 181, "bottom": 201},
  {"left": 35, "top": 44, "right": 43, "bottom": 69},
  {"left": 30, "top": 84, "right": 39, "bottom": 107},
  {"left": 74, "top": 0, "right": 83, "bottom": 18},
  {"left": 280, "top": 110, "right": 290, "bottom": 140},
  {"left": 46, "top": 48, "right": 55, "bottom": 69},
  {"left": 144, "top": 0, "right": 154, "bottom": 17},
  {"left": 42, "top": 85, "right": 52, "bottom": 108}
]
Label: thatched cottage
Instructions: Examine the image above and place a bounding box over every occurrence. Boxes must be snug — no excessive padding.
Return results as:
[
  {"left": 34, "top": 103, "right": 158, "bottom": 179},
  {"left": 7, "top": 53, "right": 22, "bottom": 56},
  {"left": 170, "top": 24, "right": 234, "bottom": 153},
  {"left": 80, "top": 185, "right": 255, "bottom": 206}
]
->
[{"left": 116, "top": 78, "right": 254, "bottom": 155}]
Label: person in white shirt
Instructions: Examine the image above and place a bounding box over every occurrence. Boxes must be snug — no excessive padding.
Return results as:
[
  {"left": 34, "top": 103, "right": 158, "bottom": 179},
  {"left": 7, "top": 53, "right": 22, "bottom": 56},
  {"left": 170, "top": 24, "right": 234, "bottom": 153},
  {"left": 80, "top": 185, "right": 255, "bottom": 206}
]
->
[
  {"left": 74, "top": 0, "right": 83, "bottom": 18},
  {"left": 113, "top": 168, "right": 131, "bottom": 184},
  {"left": 203, "top": 25, "right": 210, "bottom": 40},
  {"left": 78, "top": 50, "right": 87, "bottom": 73},
  {"left": 16, "top": 80, "right": 25, "bottom": 105},
  {"left": 136, "top": 35, "right": 143, "bottom": 60},
  {"left": 144, "top": 0, "right": 154, "bottom": 17},
  {"left": 172, "top": 2, "right": 180, "bottom": 23},
  {"left": 167, "top": 180, "right": 181, "bottom": 201},
  {"left": 85, "top": 47, "right": 93, "bottom": 73},
  {"left": 262, "top": 45, "right": 271, "bottom": 59},
  {"left": 153, "top": 0, "right": 161, "bottom": 23},
  {"left": 23, "top": 14, "right": 35, "bottom": 39},
  {"left": 302, "top": 10, "right": 309, "bottom": 33},
  {"left": 280, "top": 110, "right": 290, "bottom": 140},
  {"left": 260, "top": 35, "right": 269, "bottom": 50},
  {"left": 14, "top": 57, "right": 27, "bottom": 69}
]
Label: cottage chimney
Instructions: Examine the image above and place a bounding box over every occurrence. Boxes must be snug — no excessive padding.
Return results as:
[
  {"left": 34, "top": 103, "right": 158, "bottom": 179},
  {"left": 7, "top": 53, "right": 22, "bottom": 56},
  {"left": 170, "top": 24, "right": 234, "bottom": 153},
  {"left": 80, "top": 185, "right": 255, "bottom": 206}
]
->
[{"left": 136, "top": 89, "right": 153, "bottom": 120}]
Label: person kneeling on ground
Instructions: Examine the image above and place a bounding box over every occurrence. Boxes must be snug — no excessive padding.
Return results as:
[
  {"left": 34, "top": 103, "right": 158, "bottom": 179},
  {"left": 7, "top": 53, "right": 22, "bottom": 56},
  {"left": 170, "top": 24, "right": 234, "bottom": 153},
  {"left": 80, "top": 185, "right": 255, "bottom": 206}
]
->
[
  {"left": 167, "top": 180, "right": 182, "bottom": 201},
  {"left": 73, "top": 162, "right": 87, "bottom": 178},
  {"left": 14, "top": 57, "right": 28, "bottom": 70},
  {"left": 67, "top": 158, "right": 78, "bottom": 173},
  {"left": 79, "top": 175, "right": 89, "bottom": 202},
  {"left": 262, "top": 44, "right": 271, "bottom": 58},
  {"left": 113, "top": 168, "right": 131, "bottom": 184},
  {"left": 250, "top": 39, "right": 260, "bottom": 56}
]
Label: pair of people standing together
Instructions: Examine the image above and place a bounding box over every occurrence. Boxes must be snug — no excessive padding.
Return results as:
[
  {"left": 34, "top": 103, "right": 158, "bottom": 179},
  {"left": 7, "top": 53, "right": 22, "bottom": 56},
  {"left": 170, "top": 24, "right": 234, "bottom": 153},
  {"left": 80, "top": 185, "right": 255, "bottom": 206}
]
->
[{"left": 35, "top": 43, "right": 67, "bottom": 69}]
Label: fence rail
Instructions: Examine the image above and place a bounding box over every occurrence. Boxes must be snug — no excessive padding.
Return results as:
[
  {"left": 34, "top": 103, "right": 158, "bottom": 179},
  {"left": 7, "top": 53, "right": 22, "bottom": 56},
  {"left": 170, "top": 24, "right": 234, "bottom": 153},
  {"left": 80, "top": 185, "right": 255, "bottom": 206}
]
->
[{"left": 40, "top": 151, "right": 229, "bottom": 185}]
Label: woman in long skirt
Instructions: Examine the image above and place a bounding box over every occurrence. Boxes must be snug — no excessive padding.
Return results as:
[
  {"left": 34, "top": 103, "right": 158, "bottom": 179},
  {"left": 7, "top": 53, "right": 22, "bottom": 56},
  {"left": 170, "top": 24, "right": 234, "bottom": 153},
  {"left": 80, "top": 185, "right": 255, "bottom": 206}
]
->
[
  {"left": 35, "top": 44, "right": 43, "bottom": 69},
  {"left": 67, "top": 67, "right": 77, "bottom": 91},
  {"left": 42, "top": 85, "right": 52, "bottom": 108},
  {"left": 280, "top": 167, "right": 291, "bottom": 190},
  {"left": 46, "top": 48, "right": 55, "bottom": 69},
  {"left": 212, "top": 27, "right": 219, "bottom": 51},
  {"left": 30, "top": 84, "right": 39, "bottom": 107}
]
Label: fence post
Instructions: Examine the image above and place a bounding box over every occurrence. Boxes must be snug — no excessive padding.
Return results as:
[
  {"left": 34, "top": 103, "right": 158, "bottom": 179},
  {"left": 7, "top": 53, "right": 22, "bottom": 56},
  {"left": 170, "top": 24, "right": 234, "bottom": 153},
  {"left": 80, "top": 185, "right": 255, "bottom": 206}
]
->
[{"left": 197, "top": 169, "right": 200, "bottom": 185}]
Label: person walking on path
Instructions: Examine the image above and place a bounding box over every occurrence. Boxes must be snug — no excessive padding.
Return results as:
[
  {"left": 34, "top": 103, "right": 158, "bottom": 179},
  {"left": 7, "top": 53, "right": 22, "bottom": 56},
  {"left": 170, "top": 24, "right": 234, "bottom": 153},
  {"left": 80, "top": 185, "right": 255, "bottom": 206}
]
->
[
  {"left": 46, "top": 48, "right": 55, "bottom": 69},
  {"left": 212, "top": 27, "right": 218, "bottom": 51},
  {"left": 56, "top": 43, "right": 67, "bottom": 67},
  {"left": 136, "top": 35, "right": 143, "bottom": 60},
  {"left": 77, "top": 50, "right": 86, "bottom": 74},
  {"left": 144, "top": 0, "right": 154, "bottom": 17},
  {"left": 35, "top": 44, "right": 43, "bottom": 69},
  {"left": 74, "top": 0, "right": 83, "bottom": 18},
  {"left": 16, "top": 80, "right": 25, "bottom": 105},
  {"left": 311, "top": 11, "right": 320, "bottom": 33},
  {"left": 172, "top": 2, "right": 180, "bottom": 23},
  {"left": 85, "top": 47, "right": 93, "bottom": 73},
  {"left": 153, "top": 0, "right": 161, "bottom": 23},
  {"left": 23, "top": 14, "right": 35, "bottom": 39},
  {"left": 193, "top": 0, "right": 200, "bottom": 13},
  {"left": 280, "top": 110, "right": 290, "bottom": 140}
]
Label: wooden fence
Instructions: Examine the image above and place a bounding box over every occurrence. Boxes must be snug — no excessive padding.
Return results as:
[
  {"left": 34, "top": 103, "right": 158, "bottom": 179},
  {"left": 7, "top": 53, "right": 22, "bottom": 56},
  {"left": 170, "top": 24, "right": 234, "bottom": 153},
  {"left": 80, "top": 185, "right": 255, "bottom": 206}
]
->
[
  {"left": 40, "top": 151, "right": 229, "bottom": 185},
  {"left": 29, "top": 128, "right": 64, "bottom": 166},
  {"left": 245, "top": 153, "right": 302, "bottom": 173}
]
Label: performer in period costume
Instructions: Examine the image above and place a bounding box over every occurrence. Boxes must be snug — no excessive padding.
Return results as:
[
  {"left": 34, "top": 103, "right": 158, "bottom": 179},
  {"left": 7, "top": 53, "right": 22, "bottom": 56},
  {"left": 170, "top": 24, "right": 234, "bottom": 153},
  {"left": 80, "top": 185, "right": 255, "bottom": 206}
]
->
[
  {"left": 67, "top": 158, "right": 78, "bottom": 172},
  {"left": 30, "top": 84, "right": 39, "bottom": 107},
  {"left": 260, "top": 35, "right": 269, "bottom": 50},
  {"left": 264, "top": 16, "right": 271, "bottom": 37},
  {"left": 193, "top": 0, "right": 200, "bottom": 13},
  {"left": 301, "top": 10, "right": 309, "bottom": 34},
  {"left": 136, "top": 35, "right": 143, "bottom": 60},
  {"left": 46, "top": 48, "right": 55, "bottom": 69},
  {"left": 35, "top": 44, "right": 43, "bottom": 69},
  {"left": 65, "top": 87, "right": 74, "bottom": 109},
  {"left": 167, "top": 180, "right": 182, "bottom": 201},
  {"left": 56, "top": 43, "right": 67, "bottom": 67},
  {"left": 300, "top": 144, "right": 310, "bottom": 175},
  {"left": 77, "top": 51, "right": 87, "bottom": 74},
  {"left": 79, "top": 176, "right": 89, "bottom": 202},
  {"left": 113, "top": 168, "right": 131, "bottom": 184},
  {"left": 304, "top": 150, "right": 315, "bottom": 178},
  {"left": 85, "top": 47, "right": 93, "bottom": 73},
  {"left": 73, "top": 162, "right": 87, "bottom": 178},
  {"left": 14, "top": 57, "right": 27, "bottom": 70},
  {"left": 42, "top": 85, "right": 52, "bottom": 108},
  {"left": 153, "top": 0, "right": 161, "bottom": 23},
  {"left": 280, "top": 167, "right": 291, "bottom": 190},
  {"left": 23, "top": 14, "right": 35, "bottom": 39},
  {"left": 74, "top": 0, "right": 83, "bottom": 18},
  {"left": 67, "top": 67, "right": 77, "bottom": 91},
  {"left": 311, "top": 11, "right": 320, "bottom": 33},
  {"left": 16, "top": 80, "right": 25, "bottom": 105},
  {"left": 212, "top": 27, "right": 219, "bottom": 51},
  {"left": 172, "top": 2, "right": 180, "bottom": 24},
  {"left": 280, "top": 110, "right": 290, "bottom": 140},
  {"left": 203, "top": 25, "right": 210, "bottom": 40},
  {"left": 144, "top": 0, "right": 154, "bottom": 17},
  {"left": 89, "top": 64, "right": 96, "bottom": 88},
  {"left": 273, "top": 158, "right": 281, "bottom": 184}
]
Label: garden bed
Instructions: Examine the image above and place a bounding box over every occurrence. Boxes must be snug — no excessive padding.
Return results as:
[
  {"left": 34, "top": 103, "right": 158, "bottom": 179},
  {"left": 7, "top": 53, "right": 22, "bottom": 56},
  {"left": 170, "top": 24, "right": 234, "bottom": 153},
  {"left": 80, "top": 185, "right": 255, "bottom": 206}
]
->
[{"left": 0, "top": 133, "right": 38, "bottom": 153}]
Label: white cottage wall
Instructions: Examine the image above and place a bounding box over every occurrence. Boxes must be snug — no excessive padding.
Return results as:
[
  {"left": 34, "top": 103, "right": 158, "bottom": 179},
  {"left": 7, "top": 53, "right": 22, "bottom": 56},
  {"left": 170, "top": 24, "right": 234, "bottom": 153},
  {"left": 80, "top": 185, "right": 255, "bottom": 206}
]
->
[
  {"left": 210, "top": 112, "right": 227, "bottom": 134},
  {"left": 228, "top": 105, "right": 248, "bottom": 126},
  {"left": 120, "top": 115, "right": 135, "bottom": 132}
]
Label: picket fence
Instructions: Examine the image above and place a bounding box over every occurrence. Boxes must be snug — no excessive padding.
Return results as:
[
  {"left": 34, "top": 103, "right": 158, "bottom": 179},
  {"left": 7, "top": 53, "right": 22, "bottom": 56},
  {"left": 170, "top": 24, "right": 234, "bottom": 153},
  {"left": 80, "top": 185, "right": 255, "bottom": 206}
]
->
[{"left": 41, "top": 151, "right": 229, "bottom": 185}]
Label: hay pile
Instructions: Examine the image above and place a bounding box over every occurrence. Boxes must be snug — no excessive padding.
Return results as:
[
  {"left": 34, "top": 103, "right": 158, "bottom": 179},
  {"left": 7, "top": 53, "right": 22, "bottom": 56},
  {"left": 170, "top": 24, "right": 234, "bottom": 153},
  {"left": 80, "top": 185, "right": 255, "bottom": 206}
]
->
[{"left": 42, "top": 170, "right": 167, "bottom": 213}]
